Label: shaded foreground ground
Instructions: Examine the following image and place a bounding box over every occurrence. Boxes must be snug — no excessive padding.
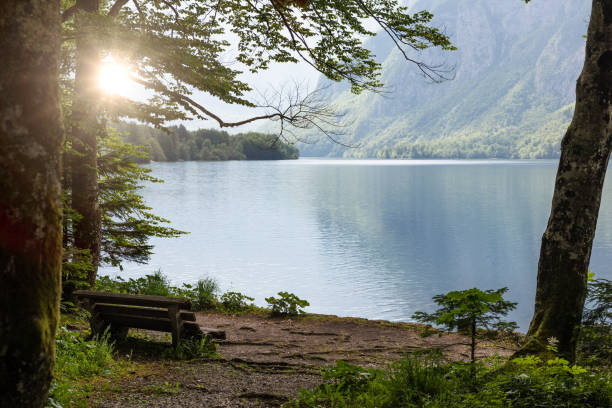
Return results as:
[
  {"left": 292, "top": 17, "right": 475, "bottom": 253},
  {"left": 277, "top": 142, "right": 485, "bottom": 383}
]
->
[{"left": 85, "top": 312, "right": 518, "bottom": 407}]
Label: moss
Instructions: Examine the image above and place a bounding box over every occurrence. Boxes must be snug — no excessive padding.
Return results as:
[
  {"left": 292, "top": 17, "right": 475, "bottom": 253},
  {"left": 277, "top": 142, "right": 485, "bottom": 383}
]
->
[{"left": 0, "top": 0, "right": 63, "bottom": 405}]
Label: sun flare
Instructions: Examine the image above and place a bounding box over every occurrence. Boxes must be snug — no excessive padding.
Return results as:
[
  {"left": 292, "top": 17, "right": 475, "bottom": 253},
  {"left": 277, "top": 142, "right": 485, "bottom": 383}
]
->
[{"left": 98, "top": 60, "right": 131, "bottom": 95}]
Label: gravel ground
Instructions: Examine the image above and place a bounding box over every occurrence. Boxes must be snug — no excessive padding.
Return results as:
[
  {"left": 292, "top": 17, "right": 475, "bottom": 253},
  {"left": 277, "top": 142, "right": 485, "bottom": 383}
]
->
[{"left": 86, "top": 312, "right": 519, "bottom": 407}]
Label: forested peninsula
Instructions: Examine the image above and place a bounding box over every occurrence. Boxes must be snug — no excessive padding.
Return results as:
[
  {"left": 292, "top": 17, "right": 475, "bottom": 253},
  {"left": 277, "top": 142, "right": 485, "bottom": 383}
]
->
[{"left": 115, "top": 122, "right": 299, "bottom": 162}]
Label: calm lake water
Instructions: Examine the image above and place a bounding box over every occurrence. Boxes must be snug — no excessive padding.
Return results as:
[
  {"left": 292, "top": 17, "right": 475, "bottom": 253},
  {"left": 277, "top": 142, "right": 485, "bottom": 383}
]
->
[{"left": 100, "top": 159, "right": 612, "bottom": 331}]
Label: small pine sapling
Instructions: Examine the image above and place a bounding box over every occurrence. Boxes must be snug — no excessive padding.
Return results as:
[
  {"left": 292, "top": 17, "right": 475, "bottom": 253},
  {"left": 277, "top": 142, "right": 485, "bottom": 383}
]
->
[
  {"left": 579, "top": 277, "right": 612, "bottom": 365},
  {"left": 413, "top": 287, "right": 518, "bottom": 366}
]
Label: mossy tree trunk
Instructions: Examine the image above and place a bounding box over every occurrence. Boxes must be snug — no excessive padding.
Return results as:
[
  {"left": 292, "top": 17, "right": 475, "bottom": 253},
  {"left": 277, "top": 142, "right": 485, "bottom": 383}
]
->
[
  {"left": 524, "top": 0, "right": 612, "bottom": 361},
  {"left": 71, "top": 0, "right": 102, "bottom": 286},
  {"left": 0, "top": 1, "right": 63, "bottom": 406}
]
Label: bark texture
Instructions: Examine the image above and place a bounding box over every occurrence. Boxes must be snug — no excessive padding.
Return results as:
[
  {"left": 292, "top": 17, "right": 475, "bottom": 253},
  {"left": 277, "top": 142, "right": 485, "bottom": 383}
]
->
[
  {"left": 71, "top": 0, "right": 102, "bottom": 285},
  {"left": 525, "top": 0, "right": 612, "bottom": 361},
  {"left": 0, "top": 1, "right": 63, "bottom": 406}
]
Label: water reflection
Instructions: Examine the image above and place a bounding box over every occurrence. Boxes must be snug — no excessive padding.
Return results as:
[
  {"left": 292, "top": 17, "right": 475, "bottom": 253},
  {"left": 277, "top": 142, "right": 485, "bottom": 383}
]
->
[{"left": 100, "top": 159, "right": 612, "bottom": 331}]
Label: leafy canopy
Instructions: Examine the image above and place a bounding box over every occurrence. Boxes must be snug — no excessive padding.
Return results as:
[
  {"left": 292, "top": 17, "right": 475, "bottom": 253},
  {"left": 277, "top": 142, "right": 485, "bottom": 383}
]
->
[{"left": 61, "top": 0, "right": 455, "bottom": 130}]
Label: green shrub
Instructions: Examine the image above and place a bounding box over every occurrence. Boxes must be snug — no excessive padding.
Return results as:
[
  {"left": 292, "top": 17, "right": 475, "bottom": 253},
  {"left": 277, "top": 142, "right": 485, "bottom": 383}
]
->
[
  {"left": 289, "top": 360, "right": 383, "bottom": 407},
  {"left": 162, "top": 336, "right": 217, "bottom": 360},
  {"left": 578, "top": 278, "right": 612, "bottom": 366},
  {"left": 54, "top": 326, "right": 114, "bottom": 379},
  {"left": 288, "top": 354, "right": 612, "bottom": 408},
  {"left": 476, "top": 356, "right": 612, "bottom": 408},
  {"left": 179, "top": 277, "right": 219, "bottom": 311},
  {"left": 265, "top": 291, "right": 309, "bottom": 316},
  {"left": 135, "top": 270, "right": 173, "bottom": 296},
  {"left": 48, "top": 327, "right": 115, "bottom": 407},
  {"left": 220, "top": 291, "right": 254, "bottom": 313},
  {"left": 95, "top": 270, "right": 171, "bottom": 296},
  {"left": 96, "top": 272, "right": 220, "bottom": 311},
  {"left": 385, "top": 353, "right": 458, "bottom": 406}
]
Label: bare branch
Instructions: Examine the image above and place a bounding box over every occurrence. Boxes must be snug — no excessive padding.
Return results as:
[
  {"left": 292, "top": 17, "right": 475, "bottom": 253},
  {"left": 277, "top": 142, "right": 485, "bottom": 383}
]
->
[
  {"left": 62, "top": 5, "right": 78, "bottom": 22},
  {"left": 108, "top": 0, "right": 130, "bottom": 17},
  {"left": 269, "top": 0, "right": 376, "bottom": 92},
  {"left": 353, "top": 0, "right": 454, "bottom": 83},
  {"left": 132, "top": 0, "right": 145, "bottom": 23},
  {"left": 160, "top": 0, "right": 180, "bottom": 21},
  {"left": 129, "top": 75, "right": 282, "bottom": 127},
  {"left": 128, "top": 74, "right": 356, "bottom": 146}
]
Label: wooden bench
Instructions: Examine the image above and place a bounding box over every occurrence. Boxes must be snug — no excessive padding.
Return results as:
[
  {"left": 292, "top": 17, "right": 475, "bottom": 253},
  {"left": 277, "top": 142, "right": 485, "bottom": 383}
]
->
[{"left": 74, "top": 290, "right": 225, "bottom": 346}]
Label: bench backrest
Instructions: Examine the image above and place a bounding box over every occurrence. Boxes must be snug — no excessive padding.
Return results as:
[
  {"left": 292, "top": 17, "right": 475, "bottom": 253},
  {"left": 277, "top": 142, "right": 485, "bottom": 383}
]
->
[{"left": 73, "top": 290, "right": 191, "bottom": 310}]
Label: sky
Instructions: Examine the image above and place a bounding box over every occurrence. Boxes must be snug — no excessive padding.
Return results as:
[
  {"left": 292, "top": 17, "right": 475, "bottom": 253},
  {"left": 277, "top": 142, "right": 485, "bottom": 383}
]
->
[
  {"left": 201, "top": 0, "right": 419, "bottom": 133},
  {"left": 116, "top": 0, "right": 419, "bottom": 134},
  {"left": 185, "top": 56, "right": 322, "bottom": 133}
]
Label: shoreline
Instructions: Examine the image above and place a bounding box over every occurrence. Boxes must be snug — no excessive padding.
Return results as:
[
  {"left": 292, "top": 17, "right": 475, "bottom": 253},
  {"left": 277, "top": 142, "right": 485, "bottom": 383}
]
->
[{"left": 75, "top": 311, "right": 520, "bottom": 407}]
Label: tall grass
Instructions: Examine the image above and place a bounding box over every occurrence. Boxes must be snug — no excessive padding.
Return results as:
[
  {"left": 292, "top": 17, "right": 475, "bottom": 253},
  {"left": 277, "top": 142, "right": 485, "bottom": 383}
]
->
[
  {"left": 48, "top": 327, "right": 115, "bottom": 407},
  {"left": 95, "top": 271, "right": 221, "bottom": 311},
  {"left": 288, "top": 352, "right": 612, "bottom": 408}
]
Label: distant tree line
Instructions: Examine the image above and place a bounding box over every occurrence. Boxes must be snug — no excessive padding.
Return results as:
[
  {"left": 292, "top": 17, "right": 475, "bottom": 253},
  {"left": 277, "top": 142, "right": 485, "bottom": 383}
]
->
[{"left": 114, "top": 123, "right": 299, "bottom": 162}]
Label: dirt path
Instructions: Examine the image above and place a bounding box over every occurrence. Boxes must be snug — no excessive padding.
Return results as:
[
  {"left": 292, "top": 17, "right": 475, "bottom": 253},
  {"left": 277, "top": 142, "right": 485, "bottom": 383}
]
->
[{"left": 89, "top": 312, "right": 518, "bottom": 407}]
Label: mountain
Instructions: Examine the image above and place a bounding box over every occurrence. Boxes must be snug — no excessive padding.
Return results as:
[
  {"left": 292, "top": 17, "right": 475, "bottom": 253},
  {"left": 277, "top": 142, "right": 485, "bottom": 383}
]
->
[{"left": 294, "top": 0, "right": 590, "bottom": 159}]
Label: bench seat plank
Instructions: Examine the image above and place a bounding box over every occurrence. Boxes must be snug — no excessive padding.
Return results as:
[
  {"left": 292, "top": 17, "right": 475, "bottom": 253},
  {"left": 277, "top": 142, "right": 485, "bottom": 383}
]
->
[
  {"left": 74, "top": 290, "right": 191, "bottom": 309},
  {"left": 100, "top": 313, "right": 174, "bottom": 332},
  {"left": 74, "top": 290, "right": 226, "bottom": 345},
  {"left": 92, "top": 304, "right": 196, "bottom": 322}
]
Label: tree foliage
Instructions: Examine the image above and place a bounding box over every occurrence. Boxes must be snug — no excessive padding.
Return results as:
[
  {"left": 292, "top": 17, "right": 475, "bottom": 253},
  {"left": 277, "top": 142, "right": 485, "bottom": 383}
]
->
[
  {"left": 578, "top": 278, "right": 612, "bottom": 366},
  {"left": 59, "top": 0, "right": 454, "bottom": 287},
  {"left": 98, "top": 132, "right": 185, "bottom": 267},
  {"left": 116, "top": 122, "right": 299, "bottom": 161},
  {"left": 61, "top": 0, "right": 454, "bottom": 132},
  {"left": 413, "top": 288, "right": 518, "bottom": 365},
  {"left": 62, "top": 132, "right": 186, "bottom": 293}
]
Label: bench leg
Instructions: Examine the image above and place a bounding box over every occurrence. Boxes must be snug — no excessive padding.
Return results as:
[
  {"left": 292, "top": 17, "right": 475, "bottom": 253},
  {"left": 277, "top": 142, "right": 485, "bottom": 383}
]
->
[{"left": 168, "top": 305, "right": 181, "bottom": 347}]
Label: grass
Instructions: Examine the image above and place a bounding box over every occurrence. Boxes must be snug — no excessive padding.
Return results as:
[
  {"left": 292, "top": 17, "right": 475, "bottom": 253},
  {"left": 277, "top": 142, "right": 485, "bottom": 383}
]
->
[
  {"left": 48, "top": 326, "right": 118, "bottom": 407},
  {"left": 95, "top": 271, "right": 267, "bottom": 314},
  {"left": 141, "top": 381, "right": 183, "bottom": 396},
  {"left": 48, "top": 316, "right": 218, "bottom": 407},
  {"left": 287, "top": 352, "right": 612, "bottom": 408}
]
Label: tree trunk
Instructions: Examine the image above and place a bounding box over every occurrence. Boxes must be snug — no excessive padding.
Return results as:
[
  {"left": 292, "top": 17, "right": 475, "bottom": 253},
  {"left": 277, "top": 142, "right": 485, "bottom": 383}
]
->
[
  {"left": 0, "top": 1, "right": 63, "bottom": 406},
  {"left": 524, "top": 0, "right": 612, "bottom": 361},
  {"left": 71, "top": 0, "right": 102, "bottom": 286},
  {"left": 470, "top": 319, "right": 476, "bottom": 365}
]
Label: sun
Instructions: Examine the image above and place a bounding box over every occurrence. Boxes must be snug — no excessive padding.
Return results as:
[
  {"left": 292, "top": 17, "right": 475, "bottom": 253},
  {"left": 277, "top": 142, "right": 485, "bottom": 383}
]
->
[{"left": 98, "top": 59, "right": 131, "bottom": 95}]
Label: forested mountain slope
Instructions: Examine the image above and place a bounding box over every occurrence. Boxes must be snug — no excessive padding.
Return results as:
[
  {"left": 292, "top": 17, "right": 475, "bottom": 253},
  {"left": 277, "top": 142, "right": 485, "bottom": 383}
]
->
[{"left": 296, "top": 0, "right": 589, "bottom": 159}]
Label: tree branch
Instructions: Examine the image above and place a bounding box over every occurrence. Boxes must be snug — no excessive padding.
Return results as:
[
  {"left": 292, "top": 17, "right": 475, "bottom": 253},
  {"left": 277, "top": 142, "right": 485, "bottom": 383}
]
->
[
  {"left": 129, "top": 75, "right": 281, "bottom": 127},
  {"left": 108, "top": 0, "right": 130, "bottom": 17},
  {"left": 62, "top": 5, "right": 78, "bottom": 22},
  {"left": 127, "top": 75, "right": 353, "bottom": 146},
  {"left": 353, "top": 0, "right": 454, "bottom": 83}
]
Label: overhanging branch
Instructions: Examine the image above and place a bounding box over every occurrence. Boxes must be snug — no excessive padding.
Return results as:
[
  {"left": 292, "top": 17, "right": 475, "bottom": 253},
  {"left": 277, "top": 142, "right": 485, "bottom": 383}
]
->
[
  {"left": 108, "top": 0, "right": 130, "bottom": 17},
  {"left": 62, "top": 5, "right": 78, "bottom": 22},
  {"left": 127, "top": 75, "right": 354, "bottom": 146}
]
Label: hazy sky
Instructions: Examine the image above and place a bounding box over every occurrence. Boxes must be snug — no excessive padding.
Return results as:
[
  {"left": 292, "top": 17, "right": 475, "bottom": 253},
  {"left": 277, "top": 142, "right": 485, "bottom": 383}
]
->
[
  {"left": 185, "top": 55, "right": 322, "bottom": 133},
  {"left": 120, "top": 0, "right": 418, "bottom": 133}
]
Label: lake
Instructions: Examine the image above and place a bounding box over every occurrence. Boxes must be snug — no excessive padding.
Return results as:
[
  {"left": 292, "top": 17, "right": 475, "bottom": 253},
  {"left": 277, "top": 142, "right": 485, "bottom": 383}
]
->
[{"left": 99, "top": 159, "right": 612, "bottom": 331}]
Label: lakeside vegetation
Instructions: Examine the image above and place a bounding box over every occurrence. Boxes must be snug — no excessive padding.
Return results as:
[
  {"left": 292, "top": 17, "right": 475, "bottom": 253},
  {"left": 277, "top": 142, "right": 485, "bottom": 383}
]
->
[
  {"left": 115, "top": 122, "right": 299, "bottom": 162},
  {"left": 50, "top": 272, "right": 612, "bottom": 407},
  {"left": 3, "top": 0, "right": 612, "bottom": 406}
]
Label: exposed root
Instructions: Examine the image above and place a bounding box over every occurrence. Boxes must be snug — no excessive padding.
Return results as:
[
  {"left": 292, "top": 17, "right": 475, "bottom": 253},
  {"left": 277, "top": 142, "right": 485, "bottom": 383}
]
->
[
  {"left": 237, "top": 392, "right": 288, "bottom": 401},
  {"left": 289, "top": 330, "right": 339, "bottom": 336},
  {"left": 215, "top": 340, "right": 276, "bottom": 346}
]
